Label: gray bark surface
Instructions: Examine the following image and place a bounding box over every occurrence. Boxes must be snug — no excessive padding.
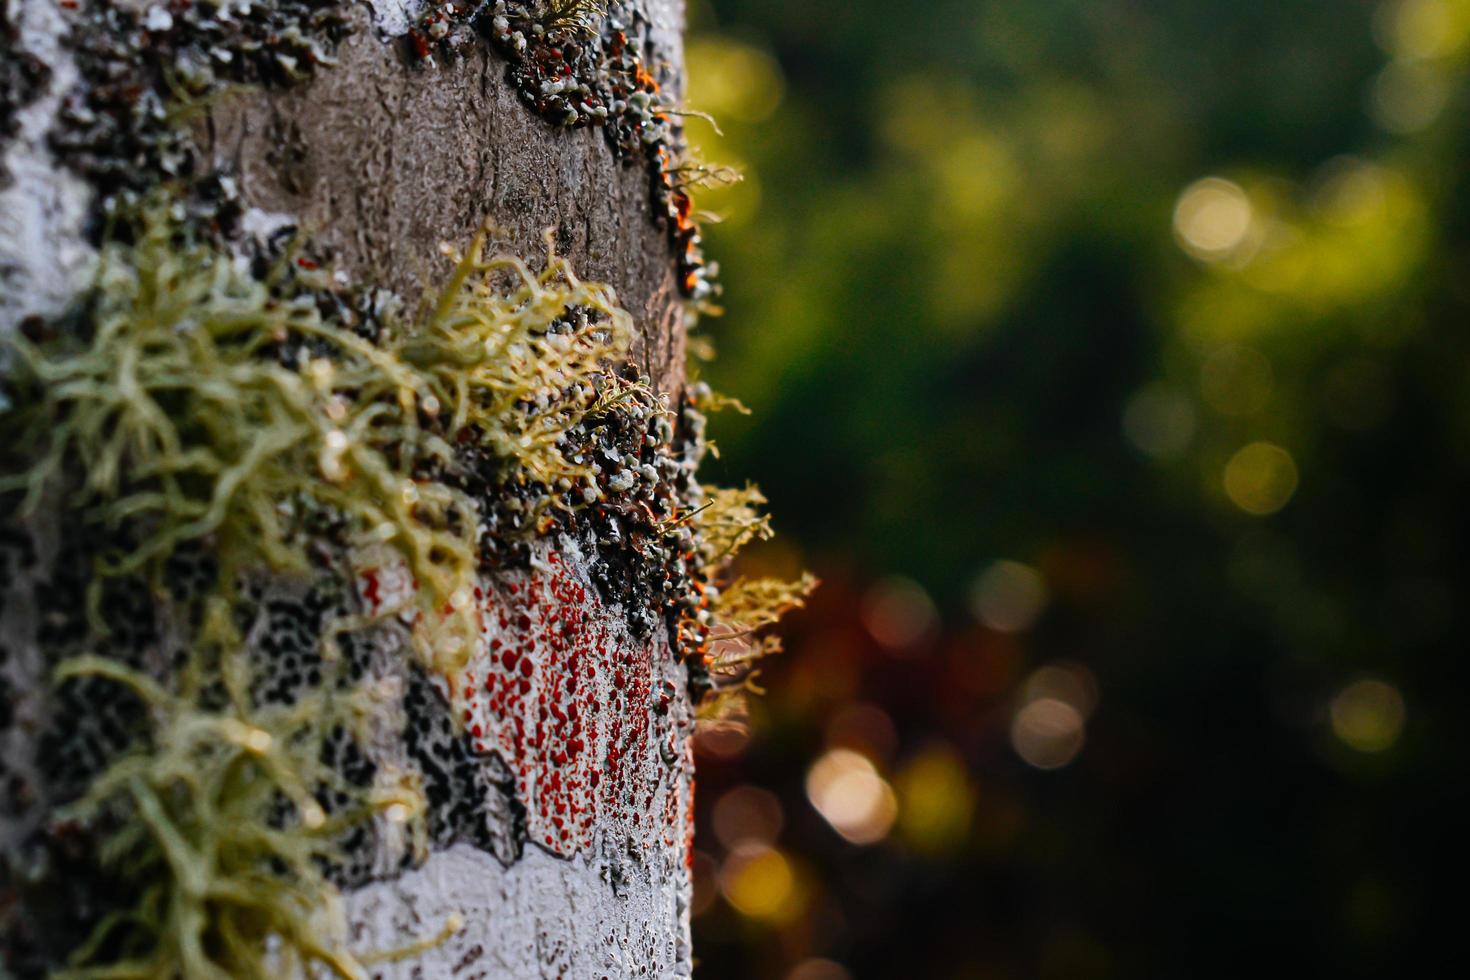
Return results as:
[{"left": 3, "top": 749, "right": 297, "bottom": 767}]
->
[{"left": 207, "top": 1, "right": 687, "bottom": 394}]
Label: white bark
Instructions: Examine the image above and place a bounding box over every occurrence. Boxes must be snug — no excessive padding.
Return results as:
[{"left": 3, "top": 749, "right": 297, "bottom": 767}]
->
[{"left": 0, "top": 0, "right": 95, "bottom": 336}]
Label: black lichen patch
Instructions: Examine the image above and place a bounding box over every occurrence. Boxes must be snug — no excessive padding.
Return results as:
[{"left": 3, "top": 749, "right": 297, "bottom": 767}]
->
[
  {"left": 50, "top": 0, "right": 352, "bottom": 220},
  {"left": 409, "top": 1, "right": 719, "bottom": 307},
  {"left": 0, "top": 7, "right": 50, "bottom": 187},
  {"left": 246, "top": 583, "right": 351, "bottom": 708},
  {"left": 403, "top": 665, "right": 524, "bottom": 868},
  {"left": 0, "top": 522, "right": 413, "bottom": 977},
  {"left": 32, "top": 524, "right": 160, "bottom": 800}
]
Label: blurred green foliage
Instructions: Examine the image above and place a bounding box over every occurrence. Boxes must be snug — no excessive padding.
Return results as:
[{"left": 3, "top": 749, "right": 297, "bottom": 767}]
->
[{"left": 683, "top": 1, "right": 1470, "bottom": 977}]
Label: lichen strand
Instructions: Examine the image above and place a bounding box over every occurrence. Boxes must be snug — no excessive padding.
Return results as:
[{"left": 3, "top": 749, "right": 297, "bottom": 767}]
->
[
  {"left": 49, "top": 0, "right": 351, "bottom": 215},
  {"left": 0, "top": 494, "right": 456, "bottom": 978},
  {"left": 409, "top": 0, "right": 719, "bottom": 307},
  {"left": 46, "top": 653, "right": 381, "bottom": 980}
]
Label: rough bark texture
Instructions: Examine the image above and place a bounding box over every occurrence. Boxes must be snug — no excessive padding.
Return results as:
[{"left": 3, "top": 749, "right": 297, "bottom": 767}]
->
[
  {"left": 205, "top": 1, "right": 688, "bottom": 393},
  {"left": 0, "top": 1, "right": 698, "bottom": 976},
  {"left": 344, "top": 538, "right": 695, "bottom": 977}
]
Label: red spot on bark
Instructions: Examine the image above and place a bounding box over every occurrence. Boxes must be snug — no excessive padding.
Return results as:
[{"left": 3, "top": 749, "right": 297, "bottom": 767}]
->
[
  {"left": 359, "top": 568, "right": 382, "bottom": 610},
  {"left": 452, "top": 549, "right": 691, "bottom": 858}
]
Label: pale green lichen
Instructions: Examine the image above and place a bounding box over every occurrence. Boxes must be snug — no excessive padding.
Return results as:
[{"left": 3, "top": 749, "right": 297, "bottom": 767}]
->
[
  {"left": 684, "top": 478, "right": 818, "bottom": 719},
  {"left": 410, "top": 229, "right": 633, "bottom": 491},
  {"left": 49, "top": 654, "right": 416, "bottom": 980},
  {"left": 543, "top": 0, "right": 610, "bottom": 38},
  {"left": 711, "top": 572, "right": 820, "bottom": 639},
  {"left": 3, "top": 204, "right": 631, "bottom": 673},
  {"left": 694, "top": 570, "right": 819, "bottom": 720},
  {"left": 692, "top": 483, "right": 773, "bottom": 569}
]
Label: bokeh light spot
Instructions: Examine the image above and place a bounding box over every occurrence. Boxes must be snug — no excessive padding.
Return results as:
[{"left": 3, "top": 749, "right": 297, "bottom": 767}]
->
[
  {"left": 970, "top": 560, "right": 1048, "bottom": 633},
  {"left": 1011, "top": 697, "right": 1086, "bottom": 770},
  {"left": 1023, "top": 661, "right": 1100, "bottom": 720},
  {"left": 1330, "top": 678, "right": 1407, "bottom": 752},
  {"left": 695, "top": 720, "right": 751, "bottom": 760},
  {"left": 861, "top": 576, "right": 939, "bottom": 651},
  {"left": 786, "top": 958, "right": 853, "bottom": 980},
  {"left": 1122, "top": 384, "right": 1197, "bottom": 458},
  {"left": 686, "top": 37, "right": 785, "bottom": 123},
  {"left": 1174, "top": 177, "right": 1255, "bottom": 261},
  {"left": 690, "top": 850, "right": 719, "bottom": 918},
  {"left": 1369, "top": 60, "right": 1448, "bottom": 132},
  {"left": 713, "top": 785, "right": 785, "bottom": 850},
  {"left": 1313, "top": 157, "right": 1390, "bottom": 227},
  {"left": 1223, "top": 441, "right": 1299, "bottom": 516},
  {"left": 806, "top": 748, "right": 899, "bottom": 844},
  {"left": 896, "top": 744, "right": 975, "bottom": 852},
  {"left": 1377, "top": 0, "right": 1459, "bottom": 60},
  {"left": 719, "top": 844, "right": 804, "bottom": 923}
]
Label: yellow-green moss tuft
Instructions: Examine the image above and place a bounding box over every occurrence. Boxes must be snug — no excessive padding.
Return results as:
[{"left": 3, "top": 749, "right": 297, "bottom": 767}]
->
[
  {"left": 692, "top": 483, "right": 773, "bottom": 570},
  {"left": 50, "top": 655, "right": 417, "bottom": 980},
  {"left": 711, "top": 572, "right": 820, "bottom": 638},
  {"left": 685, "top": 478, "right": 818, "bottom": 720},
  {"left": 2, "top": 205, "right": 631, "bottom": 673},
  {"left": 543, "top": 0, "right": 610, "bottom": 38}
]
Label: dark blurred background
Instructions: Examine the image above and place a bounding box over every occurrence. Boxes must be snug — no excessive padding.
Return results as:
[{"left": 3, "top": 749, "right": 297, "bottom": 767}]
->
[{"left": 680, "top": 0, "right": 1470, "bottom": 977}]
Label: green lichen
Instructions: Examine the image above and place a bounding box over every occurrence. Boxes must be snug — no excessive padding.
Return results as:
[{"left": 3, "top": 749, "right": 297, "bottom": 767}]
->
[
  {"left": 543, "top": 0, "right": 610, "bottom": 38},
  {"left": 694, "top": 570, "right": 818, "bottom": 720},
  {"left": 3, "top": 202, "right": 631, "bottom": 673},
  {"left": 680, "top": 411, "right": 818, "bottom": 718},
  {"left": 692, "top": 483, "right": 773, "bottom": 569},
  {"left": 50, "top": 655, "right": 401, "bottom": 980}
]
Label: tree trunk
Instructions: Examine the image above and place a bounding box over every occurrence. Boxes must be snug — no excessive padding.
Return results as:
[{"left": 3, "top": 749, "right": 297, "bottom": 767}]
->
[{"left": 1, "top": 2, "right": 710, "bottom": 976}]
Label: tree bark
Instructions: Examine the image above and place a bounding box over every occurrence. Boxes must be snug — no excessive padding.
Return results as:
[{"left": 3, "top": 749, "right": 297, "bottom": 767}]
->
[
  {"left": 204, "top": 0, "right": 689, "bottom": 393},
  {"left": 1, "top": 2, "right": 700, "bottom": 976}
]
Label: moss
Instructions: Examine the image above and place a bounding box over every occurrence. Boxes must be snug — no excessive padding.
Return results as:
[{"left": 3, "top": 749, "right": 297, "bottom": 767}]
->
[
  {"left": 673, "top": 393, "right": 819, "bottom": 716},
  {"left": 542, "top": 0, "right": 611, "bottom": 38},
  {"left": 691, "top": 484, "right": 773, "bottom": 570},
  {"left": 709, "top": 573, "right": 821, "bottom": 641}
]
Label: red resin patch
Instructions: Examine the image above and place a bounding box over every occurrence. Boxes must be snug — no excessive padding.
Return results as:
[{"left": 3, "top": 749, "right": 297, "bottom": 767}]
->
[
  {"left": 455, "top": 551, "right": 692, "bottom": 857},
  {"left": 354, "top": 546, "right": 693, "bottom": 859}
]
